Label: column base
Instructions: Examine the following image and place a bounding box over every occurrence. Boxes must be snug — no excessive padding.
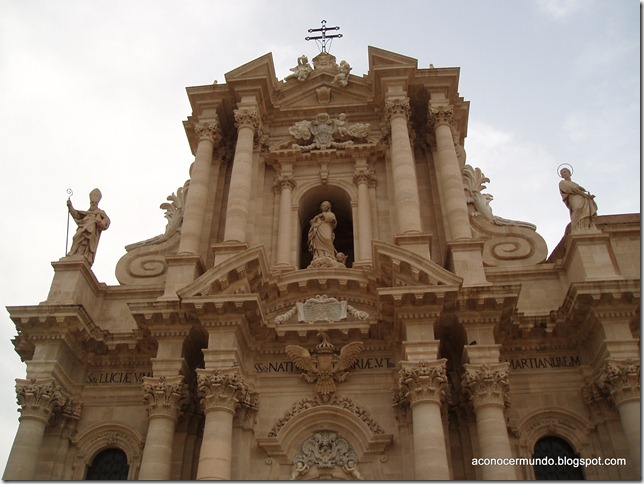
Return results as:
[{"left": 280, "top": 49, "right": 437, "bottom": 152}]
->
[
  {"left": 159, "top": 254, "right": 205, "bottom": 300},
  {"left": 212, "top": 242, "right": 249, "bottom": 267},
  {"left": 562, "top": 231, "right": 623, "bottom": 282},
  {"left": 447, "top": 240, "right": 489, "bottom": 286},
  {"left": 394, "top": 232, "right": 432, "bottom": 260}
]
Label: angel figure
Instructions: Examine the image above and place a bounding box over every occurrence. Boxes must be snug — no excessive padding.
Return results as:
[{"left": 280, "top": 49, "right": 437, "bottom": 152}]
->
[
  {"left": 285, "top": 332, "right": 363, "bottom": 399},
  {"left": 285, "top": 55, "right": 312, "bottom": 82},
  {"left": 333, "top": 60, "right": 352, "bottom": 87}
]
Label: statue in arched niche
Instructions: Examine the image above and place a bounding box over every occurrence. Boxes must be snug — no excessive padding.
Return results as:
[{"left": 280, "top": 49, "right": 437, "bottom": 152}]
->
[{"left": 307, "top": 201, "right": 346, "bottom": 268}]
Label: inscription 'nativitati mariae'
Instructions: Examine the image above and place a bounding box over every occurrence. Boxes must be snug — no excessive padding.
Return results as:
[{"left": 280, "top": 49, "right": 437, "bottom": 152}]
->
[
  {"left": 254, "top": 357, "right": 395, "bottom": 374},
  {"left": 86, "top": 371, "right": 153, "bottom": 384},
  {"left": 506, "top": 355, "right": 581, "bottom": 370}
]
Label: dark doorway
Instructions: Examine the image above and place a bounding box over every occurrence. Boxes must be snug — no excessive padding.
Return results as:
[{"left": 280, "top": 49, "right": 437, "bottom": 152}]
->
[
  {"left": 533, "top": 436, "right": 585, "bottom": 480},
  {"left": 86, "top": 448, "right": 129, "bottom": 480}
]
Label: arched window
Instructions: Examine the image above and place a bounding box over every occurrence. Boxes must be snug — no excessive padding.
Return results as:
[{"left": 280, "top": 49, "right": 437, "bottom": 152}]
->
[
  {"left": 533, "top": 436, "right": 584, "bottom": 480},
  {"left": 86, "top": 448, "right": 129, "bottom": 480}
]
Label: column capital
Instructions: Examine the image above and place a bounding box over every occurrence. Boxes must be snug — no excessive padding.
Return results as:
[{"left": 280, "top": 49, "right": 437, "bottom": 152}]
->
[
  {"left": 142, "top": 375, "right": 190, "bottom": 420},
  {"left": 462, "top": 362, "right": 510, "bottom": 409},
  {"left": 274, "top": 175, "right": 296, "bottom": 191},
  {"left": 197, "top": 369, "right": 256, "bottom": 414},
  {"left": 427, "top": 104, "right": 454, "bottom": 129},
  {"left": 194, "top": 119, "right": 222, "bottom": 144},
  {"left": 353, "top": 170, "right": 376, "bottom": 187},
  {"left": 15, "top": 378, "right": 67, "bottom": 423},
  {"left": 233, "top": 107, "right": 261, "bottom": 132},
  {"left": 384, "top": 97, "right": 410, "bottom": 124},
  {"left": 396, "top": 359, "right": 449, "bottom": 406},
  {"left": 597, "top": 358, "right": 640, "bottom": 406}
]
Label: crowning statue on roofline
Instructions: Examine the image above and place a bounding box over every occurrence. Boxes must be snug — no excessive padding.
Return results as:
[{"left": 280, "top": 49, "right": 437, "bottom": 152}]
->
[
  {"left": 557, "top": 164, "right": 598, "bottom": 233},
  {"left": 66, "top": 188, "right": 110, "bottom": 266},
  {"left": 307, "top": 201, "right": 347, "bottom": 268}
]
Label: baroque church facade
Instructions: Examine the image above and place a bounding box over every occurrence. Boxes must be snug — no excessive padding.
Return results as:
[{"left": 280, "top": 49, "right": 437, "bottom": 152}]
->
[{"left": 4, "top": 46, "right": 640, "bottom": 480}]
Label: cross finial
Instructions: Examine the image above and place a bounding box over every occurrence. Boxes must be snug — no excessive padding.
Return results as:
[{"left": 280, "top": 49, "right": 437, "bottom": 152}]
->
[{"left": 306, "top": 20, "right": 342, "bottom": 53}]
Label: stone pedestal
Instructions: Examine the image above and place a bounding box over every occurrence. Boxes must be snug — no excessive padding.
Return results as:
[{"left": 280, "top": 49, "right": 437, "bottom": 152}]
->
[
  {"left": 447, "top": 240, "right": 488, "bottom": 286},
  {"left": 562, "top": 232, "right": 623, "bottom": 282}
]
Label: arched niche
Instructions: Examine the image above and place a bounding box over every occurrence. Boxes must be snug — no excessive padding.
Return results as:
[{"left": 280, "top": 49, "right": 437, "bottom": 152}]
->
[
  {"left": 514, "top": 408, "right": 597, "bottom": 479},
  {"left": 296, "top": 183, "right": 355, "bottom": 269},
  {"left": 257, "top": 400, "right": 392, "bottom": 479},
  {"left": 71, "top": 422, "right": 144, "bottom": 480}
]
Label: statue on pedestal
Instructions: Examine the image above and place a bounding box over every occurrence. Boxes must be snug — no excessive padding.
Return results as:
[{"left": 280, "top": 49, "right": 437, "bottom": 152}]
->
[
  {"left": 307, "top": 201, "right": 346, "bottom": 268},
  {"left": 67, "top": 188, "right": 110, "bottom": 265},
  {"left": 558, "top": 167, "right": 597, "bottom": 232}
]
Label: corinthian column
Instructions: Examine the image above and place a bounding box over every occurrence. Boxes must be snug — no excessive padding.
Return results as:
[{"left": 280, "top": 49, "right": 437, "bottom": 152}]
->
[
  {"left": 397, "top": 360, "right": 450, "bottom": 480},
  {"left": 179, "top": 120, "right": 222, "bottom": 255},
  {"left": 196, "top": 369, "right": 256, "bottom": 480},
  {"left": 223, "top": 106, "right": 260, "bottom": 245},
  {"left": 462, "top": 363, "right": 516, "bottom": 480},
  {"left": 3, "top": 379, "right": 66, "bottom": 480},
  {"left": 384, "top": 97, "right": 422, "bottom": 234},
  {"left": 353, "top": 169, "right": 375, "bottom": 263},
  {"left": 597, "top": 358, "right": 640, "bottom": 469},
  {"left": 275, "top": 174, "right": 296, "bottom": 267},
  {"left": 138, "top": 376, "right": 190, "bottom": 480},
  {"left": 427, "top": 105, "right": 471, "bottom": 241}
]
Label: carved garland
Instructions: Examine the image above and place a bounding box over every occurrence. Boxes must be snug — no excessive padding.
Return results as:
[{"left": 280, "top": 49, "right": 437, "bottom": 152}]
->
[{"left": 268, "top": 394, "right": 385, "bottom": 437}]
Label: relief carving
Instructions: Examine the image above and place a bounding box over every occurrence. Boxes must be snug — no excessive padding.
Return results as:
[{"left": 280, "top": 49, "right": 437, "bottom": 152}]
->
[
  {"left": 395, "top": 359, "right": 449, "bottom": 406},
  {"left": 197, "top": 369, "right": 256, "bottom": 413},
  {"left": 15, "top": 378, "right": 67, "bottom": 421},
  {"left": 462, "top": 363, "right": 511, "bottom": 409},
  {"left": 290, "top": 113, "right": 370, "bottom": 151},
  {"left": 285, "top": 332, "right": 363, "bottom": 401},
  {"left": 115, "top": 180, "right": 189, "bottom": 285},
  {"left": 290, "top": 430, "right": 364, "bottom": 479},
  {"left": 142, "top": 375, "right": 190, "bottom": 420}
]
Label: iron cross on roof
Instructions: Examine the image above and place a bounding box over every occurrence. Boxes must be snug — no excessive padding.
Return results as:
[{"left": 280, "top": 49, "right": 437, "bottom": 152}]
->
[{"left": 306, "top": 20, "right": 342, "bottom": 53}]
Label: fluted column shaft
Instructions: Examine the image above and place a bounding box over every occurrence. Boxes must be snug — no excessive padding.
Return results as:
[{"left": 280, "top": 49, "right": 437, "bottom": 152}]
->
[
  {"left": 429, "top": 106, "right": 472, "bottom": 241},
  {"left": 3, "top": 379, "right": 66, "bottom": 480},
  {"left": 138, "top": 376, "right": 189, "bottom": 480},
  {"left": 462, "top": 363, "right": 516, "bottom": 480},
  {"left": 397, "top": 360, "right": 450, "bottom": 480},
  {"left": 196, "top": 369, "right": 256, "bottom": 480},
  {"left": 275, "top": 175, "right": 296, "bottom": 266},
  {"left": 178, "top": 121, "right": 221, "bottom": 255},
  {"left": 354, "top": 171, "right": 375, "bottom": 262},
  {"left": 386, "top": 98, "right": 422, "bottom": 234},
  {"left": 223, "top": 107, "right": 259, "bottom": 244}
]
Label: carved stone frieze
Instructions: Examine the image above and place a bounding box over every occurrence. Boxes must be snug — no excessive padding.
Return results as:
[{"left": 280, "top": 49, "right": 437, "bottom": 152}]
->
[
  {"left": 268, "top": 394, "right": 385, "bottom": 437},
  {"left": 293, "top": 430, "right": 358, "bottom": 470},
  {"left": 461, "top": 362, "right": 511, "bottom": 409},
  {"left": 142, "top": 375, "right": 190, "bottom": 420},
  {"left": 197, "top": 369, "right": 255, "bottom": 414},
  {"left": 395, "top": 359, "right": 449, "bottom": 406},
  {"left": 15, "top": 378, "right": 67, "bottom": 422},
  {"left": 290, "top": 113, "right": 370, "bottom": 151}
]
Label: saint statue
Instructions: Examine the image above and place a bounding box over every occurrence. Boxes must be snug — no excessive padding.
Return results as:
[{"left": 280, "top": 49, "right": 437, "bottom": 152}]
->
[
  {"left": 307, "top": 201, "right": 346, "bottom": 268},
  {"left": 558, "top": 167, "right": 597, "bottom": 232},
  {"left": 67, "top": 188, "right": 110, "bottom": 265}
]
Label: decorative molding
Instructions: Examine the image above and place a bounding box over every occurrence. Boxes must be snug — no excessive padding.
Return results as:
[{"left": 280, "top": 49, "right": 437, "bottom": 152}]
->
[
  {"left": 383, "top": 98, "right": 410, "bottom": 124},
  {"left": 194, "top": 119, "right": 222, "bottom": 144},
  {"left": 427, "top": 105, "right": 454, "bottom": 129},
  {"left": 595, "top": 358, "right": 640, "bottom": 406},
  {"left": 234, "top": 107, "right": 261, "bottom": 132}
]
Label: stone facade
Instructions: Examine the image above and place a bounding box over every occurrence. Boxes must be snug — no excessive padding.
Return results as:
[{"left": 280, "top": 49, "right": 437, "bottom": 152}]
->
[{"left": 3, "top": 47, "right": 640, "bottom": 480}]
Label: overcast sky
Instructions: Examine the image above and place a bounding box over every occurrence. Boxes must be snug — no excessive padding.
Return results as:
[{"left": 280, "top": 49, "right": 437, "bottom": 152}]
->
[{"left": 0, "top": 0, "right": 639, "bottom": 471}]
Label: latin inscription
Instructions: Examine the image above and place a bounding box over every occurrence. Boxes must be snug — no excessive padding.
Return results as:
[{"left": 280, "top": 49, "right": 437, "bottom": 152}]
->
[
  {"left": 85, "top": 371, "right": 152, "bottom": 384},
  {"left": 254, "top": 357, "right": 396, "bottom": 374},
  {"left": 505, "top": 355, "right": 581, "bottom": 370}
]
